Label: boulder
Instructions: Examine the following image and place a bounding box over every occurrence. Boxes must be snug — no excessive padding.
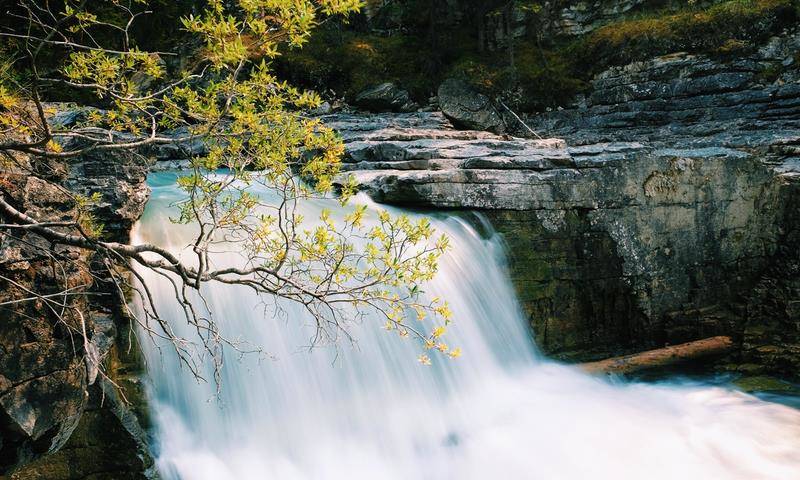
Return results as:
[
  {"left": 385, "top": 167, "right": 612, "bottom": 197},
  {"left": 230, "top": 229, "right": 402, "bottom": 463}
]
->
[
  {"left": 310, "top": 101, "right": 333, "bottom": 116},
  {"left": 437, "top": 78, "right": 506, "bottom": 133},
  {"left": 354, "top": 82, "right": 417, "bottom": 113}
]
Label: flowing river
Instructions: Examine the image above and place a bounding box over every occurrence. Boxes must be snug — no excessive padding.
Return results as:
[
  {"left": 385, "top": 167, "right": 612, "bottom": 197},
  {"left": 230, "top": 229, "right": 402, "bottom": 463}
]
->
[{"left": 134, "top": 172, "right": 800, "bottom": 480}]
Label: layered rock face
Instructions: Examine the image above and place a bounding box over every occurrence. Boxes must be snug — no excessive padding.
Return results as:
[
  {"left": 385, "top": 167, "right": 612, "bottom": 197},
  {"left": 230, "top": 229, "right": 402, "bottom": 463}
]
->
[
  {"left": 330, "top": 93, "right": 799, "bottom": 362},
  {"left": 509, "top": 32, "right": 800, "bottom": 362},
  {"left": 0, "top": 172, "right": 94, "bottom": 472},
  {"left": 525, "top": 32, "right": 800, "bottom": 147},
  {"left": 555, "top": 0, "right": 650, "bottom": 36},
  {"left": 0, "top": 149, "right": 155, "bottom": 478}
]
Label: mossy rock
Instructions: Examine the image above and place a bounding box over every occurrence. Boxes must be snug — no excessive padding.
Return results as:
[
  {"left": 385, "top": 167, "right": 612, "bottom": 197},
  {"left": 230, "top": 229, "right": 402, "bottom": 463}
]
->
[
  {"left": 733, "top": 375, "right": 799, "bottom": 393},
  {"left": 571, "top": 0, "right": 798, "bottom": 74}
]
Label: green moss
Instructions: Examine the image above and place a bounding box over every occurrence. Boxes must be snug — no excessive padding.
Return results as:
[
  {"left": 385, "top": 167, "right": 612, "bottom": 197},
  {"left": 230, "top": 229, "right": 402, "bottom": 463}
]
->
[
  {"left": 571, "top": 0, "right": 798, "bottom": 75},
  {"left": 734, "top": 375, "right": 799, "bottom": 393},
  {"left": 448, "top": 44, "right": 587, "bottom": 111},
  {"left": 275, "top": 26, "right": 477, "bottom": 101},
  {"left": 755, "top": 62, "right": 785, "bottom": 84}
]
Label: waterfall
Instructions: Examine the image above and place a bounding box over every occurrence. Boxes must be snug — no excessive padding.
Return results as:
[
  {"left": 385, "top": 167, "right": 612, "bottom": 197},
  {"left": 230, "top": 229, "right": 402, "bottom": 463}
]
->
[{"left": 135, "top": 172, "right": 800, "bottom": 480}]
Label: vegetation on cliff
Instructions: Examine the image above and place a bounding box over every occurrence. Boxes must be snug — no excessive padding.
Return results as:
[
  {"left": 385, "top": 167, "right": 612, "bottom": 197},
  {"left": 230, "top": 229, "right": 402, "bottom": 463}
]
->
[
  {"left": 277, "top": 0, "right": 798, "bottom": 111},
  {"left": 573, "top": 0, "right": 798, "bottom": 72}
]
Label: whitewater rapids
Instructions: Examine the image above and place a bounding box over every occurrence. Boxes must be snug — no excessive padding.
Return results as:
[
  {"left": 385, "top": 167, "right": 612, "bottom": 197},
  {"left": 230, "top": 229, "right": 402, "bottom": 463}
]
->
[{"left": 134, "top": 172, "right": 800, "bottom": 480}]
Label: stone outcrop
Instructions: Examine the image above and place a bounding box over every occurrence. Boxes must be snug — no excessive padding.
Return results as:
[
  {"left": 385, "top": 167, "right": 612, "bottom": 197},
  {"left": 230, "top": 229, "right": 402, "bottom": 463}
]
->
[
  {"left": 0, "top": 146, "right": 154, "bottom": 477},
  {"left": 328, "top": 95, "right": 798, "bottom": 363},
  {"left": 487, "top": 31, "right": 800, "bottom": 364},
  {"left": 554, "top": 0, "right": 650, "bottom": 36},
  {"left": 524, "top": 32, "right": 800, "bottom": 147},
  {"left": 0, "top": 171, "right": 93, "bottom": 473},
  {"left": 63, "top": 148, "right": 151, "bottom": 243},
  {"left": 9, "top": 373, "right": 156, "bottom": 480},
  {"left": 741, "top": 168, "right": 800, "bottom": 377}
]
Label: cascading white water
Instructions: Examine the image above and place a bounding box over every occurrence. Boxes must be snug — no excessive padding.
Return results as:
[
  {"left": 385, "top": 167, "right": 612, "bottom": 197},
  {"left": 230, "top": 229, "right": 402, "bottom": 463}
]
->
[{"left": 135, "top": 172, "right": 800, "bottom": 480}]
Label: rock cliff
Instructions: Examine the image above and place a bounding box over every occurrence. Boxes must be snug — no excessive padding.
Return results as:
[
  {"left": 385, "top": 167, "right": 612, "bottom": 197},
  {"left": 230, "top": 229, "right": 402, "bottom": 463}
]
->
[
  {"left": 326, "top": 23, "right": 800, "bottom": 367},
  {"left": 330, "top": 45, "right": 800, "bottom": 363},
  {"left": 0, "top": 147, "right": 155, "bottom": 478},
  {"left": 525, "top": 31, "right": 800, "bottom": 145},
  {"left": 328, "top": 114, "right": 785, "bottom": 359}
]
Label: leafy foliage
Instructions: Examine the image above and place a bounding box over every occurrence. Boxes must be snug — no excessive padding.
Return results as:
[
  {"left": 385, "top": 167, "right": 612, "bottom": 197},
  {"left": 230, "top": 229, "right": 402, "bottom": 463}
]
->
[{"left": 0, "top": 0, "right": 457, "bottom": 381}]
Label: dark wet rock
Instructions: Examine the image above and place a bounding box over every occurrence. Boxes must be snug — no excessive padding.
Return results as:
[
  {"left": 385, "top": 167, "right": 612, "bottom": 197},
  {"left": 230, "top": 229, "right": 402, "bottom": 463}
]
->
[
  {"left": 0, "top": 171, "right": 93, "bottom": 473},
  {"left": 9, "top": 378, "right": 156, "bottom": 480},
  {"left": 733, "top": 375, "right": 800, "bottom": 394},
  {"left": 741, "top": 171, "right": 800, "bottom": 379},
  {"left": 437, "top": 78, "right": 506, "bottom": 133},
  {"left": 354, "top": 82, "right": 418, "bottom": 113},
  {"left": 0, "top": 147, "right": 154, "bottom": 476}
]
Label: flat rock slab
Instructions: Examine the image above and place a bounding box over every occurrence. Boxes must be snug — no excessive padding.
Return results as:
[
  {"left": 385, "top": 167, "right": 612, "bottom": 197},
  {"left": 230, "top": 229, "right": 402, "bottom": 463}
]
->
[{"left": 328, "top": 112, "right": 768, "bottom": 211}]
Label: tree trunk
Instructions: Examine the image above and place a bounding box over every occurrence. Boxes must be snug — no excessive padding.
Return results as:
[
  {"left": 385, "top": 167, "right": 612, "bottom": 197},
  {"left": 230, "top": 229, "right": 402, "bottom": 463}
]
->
[{"left": 579, "top": 336, "right": 734, "bottom": 375}]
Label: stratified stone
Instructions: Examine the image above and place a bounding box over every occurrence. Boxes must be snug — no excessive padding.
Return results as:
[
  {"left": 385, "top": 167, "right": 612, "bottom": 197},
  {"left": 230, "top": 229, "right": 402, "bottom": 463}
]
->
[
  {"left": 0, "top": 142, "right": 154, "bottom": 476},
  {"left": 0, "top": 172, "right": 93, "bottom": 473},
  {"left": 741, "top": 172, "right": 800, "bottom": 378},
  {"left": 524, "top": 31, "right": 800, "bottom": 148},
  {"left": 63, "top": 146, "right": 151, "bottom": 243},
  {"left": 330, "top": 109, "right": 795, "bottom": 363}
]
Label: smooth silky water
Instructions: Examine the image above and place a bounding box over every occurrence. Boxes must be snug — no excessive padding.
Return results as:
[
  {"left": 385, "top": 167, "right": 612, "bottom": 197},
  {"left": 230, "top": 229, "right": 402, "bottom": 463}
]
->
[{"left": 134, "top": 172, "right": 800, "bottom": 480}]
